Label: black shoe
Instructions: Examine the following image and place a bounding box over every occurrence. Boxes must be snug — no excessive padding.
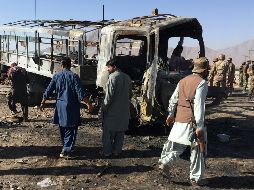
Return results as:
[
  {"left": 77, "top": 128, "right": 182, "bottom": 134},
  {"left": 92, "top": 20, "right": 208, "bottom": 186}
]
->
[
  {"left": 99, "top": 151, "right": 111, "bottom": 158},
  {"left": 22, "top": 117, "right": 29, "bottom": 122},
  {"left": 112, "top": 150, "right": 122, "bottom": 158}
]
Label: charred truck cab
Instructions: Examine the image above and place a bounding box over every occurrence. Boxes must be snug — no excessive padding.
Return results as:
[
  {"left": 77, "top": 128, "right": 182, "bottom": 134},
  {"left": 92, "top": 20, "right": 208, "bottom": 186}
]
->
[{"left": 96, "top": 12, "right": 206, "bottom": 123}]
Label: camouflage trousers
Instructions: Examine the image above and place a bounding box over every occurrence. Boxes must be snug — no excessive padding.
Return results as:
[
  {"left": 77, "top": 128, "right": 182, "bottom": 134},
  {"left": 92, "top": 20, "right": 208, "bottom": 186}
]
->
[
  {"left": 239, "top": 73, "right": 243, "bottom": 87},
  {"left": 243, "top": 74, "right": 249, "bottom": 91},
  {"left": 248, "top": 76, "right": 254, "bottom": 100}
]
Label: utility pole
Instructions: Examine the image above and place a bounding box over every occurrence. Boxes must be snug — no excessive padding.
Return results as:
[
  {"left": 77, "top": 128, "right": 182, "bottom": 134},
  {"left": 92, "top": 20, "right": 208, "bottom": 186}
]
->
[
  {"left": 102, "top": 4, "right": 105, "bottom": 21},
  {"left": 35, "top": 0, "right": 37, "bottom": 20}
]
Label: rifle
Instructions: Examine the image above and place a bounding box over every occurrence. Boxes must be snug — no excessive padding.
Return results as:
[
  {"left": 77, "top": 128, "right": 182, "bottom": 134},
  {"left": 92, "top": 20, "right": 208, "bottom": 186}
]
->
[{"left": 186, "top": 99, "right": 207, "bottom": 166}]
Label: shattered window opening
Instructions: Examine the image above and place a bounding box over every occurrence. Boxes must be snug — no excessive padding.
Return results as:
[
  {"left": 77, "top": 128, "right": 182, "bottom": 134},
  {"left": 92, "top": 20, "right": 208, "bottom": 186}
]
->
[{"left": 114, "top": 36, "right": 147, "bottom": 82}]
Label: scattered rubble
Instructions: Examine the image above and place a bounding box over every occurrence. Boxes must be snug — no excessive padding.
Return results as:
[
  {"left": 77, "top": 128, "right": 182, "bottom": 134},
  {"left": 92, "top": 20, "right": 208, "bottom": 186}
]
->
[
  {"left": 0, "top": 89, "right": 254, "bottom": 189},
  {"left": 37, "top": 178, "right": 57, "bottom": 188}
]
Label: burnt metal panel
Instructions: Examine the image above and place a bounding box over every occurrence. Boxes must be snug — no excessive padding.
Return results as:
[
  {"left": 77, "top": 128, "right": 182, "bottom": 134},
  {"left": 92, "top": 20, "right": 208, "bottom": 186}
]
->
[{"left": 0, "top": 19, "right": 117, "bottom": 37}]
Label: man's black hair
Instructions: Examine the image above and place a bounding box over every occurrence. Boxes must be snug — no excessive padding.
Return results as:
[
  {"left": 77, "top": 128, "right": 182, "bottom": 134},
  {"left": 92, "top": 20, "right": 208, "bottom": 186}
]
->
[
  {"left": 61, "top": 57, "right": 71, "bottom": 68},
  {"left": 106, "top": 59, "right": 119, "bottom": 67}
]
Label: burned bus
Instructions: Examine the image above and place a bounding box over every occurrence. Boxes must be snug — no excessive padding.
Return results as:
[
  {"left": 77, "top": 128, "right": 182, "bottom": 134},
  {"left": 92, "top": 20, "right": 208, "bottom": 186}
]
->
[{"left": 0, "top": 19, "right": 115, "bottom": 104}]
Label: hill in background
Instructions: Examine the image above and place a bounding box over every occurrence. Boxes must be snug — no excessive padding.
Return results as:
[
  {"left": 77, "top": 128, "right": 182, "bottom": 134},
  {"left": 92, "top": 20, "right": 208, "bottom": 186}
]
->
[{"left": 177, "top": 39, "right": 254, "bottom": 68}]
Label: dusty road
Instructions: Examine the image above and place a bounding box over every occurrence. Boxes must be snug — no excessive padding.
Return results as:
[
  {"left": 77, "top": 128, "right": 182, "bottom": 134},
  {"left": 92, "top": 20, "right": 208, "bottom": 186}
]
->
[{"left": 0, "top": 88, "right": 254, "bottom": 190}]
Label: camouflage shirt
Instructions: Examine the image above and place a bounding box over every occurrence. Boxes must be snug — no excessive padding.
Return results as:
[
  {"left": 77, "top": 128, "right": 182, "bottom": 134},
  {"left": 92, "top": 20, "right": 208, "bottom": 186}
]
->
[{"left": 212, "top": 60, "right": 228, "bottom": 81}]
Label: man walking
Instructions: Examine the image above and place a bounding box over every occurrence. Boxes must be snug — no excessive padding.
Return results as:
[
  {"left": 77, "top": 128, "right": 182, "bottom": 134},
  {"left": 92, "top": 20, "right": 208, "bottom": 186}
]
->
[
  {"left": 40, "top": 57, "right": 93, "bottom": 158},
  {"left": 211, "top": 54, "right": 228, "bottom": 87},
  {"left": 242, "top": 60, "right": 250, "bottom": 93},
  {"left": 226, "top": 57, "right": 235, "bottom": 96},
  {"left": 208, "top": 57, "right": 218, "bottom": 86},
  {"left": 238, "top": 62, "right": 245, "bottom": 88},
  {"left": 101, "top": 59, "right": 131, "bottom": 157},
  {"left": 248, "top": 60, "right": 254, "bottom": 100},
  {"left": 7, "top": 62, "right": 29, "bottom": 121},
  {"left": 158, "top": 57, "right": 209, "bottom": 186}
]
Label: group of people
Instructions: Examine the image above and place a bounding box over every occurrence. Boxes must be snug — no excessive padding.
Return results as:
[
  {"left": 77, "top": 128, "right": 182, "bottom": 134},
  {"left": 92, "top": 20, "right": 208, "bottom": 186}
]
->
[
  {"left": 5, "top": 56, "right": 210, "bottom": 187},
  {"left": 208, "top": 54, "right": 236, "bottom": 96},
  {"left": 40, "top": 57, "right": 132, "bottom": 158},
  {"left": 6, "top": 57, "right": 131, "bottom": 159},
  {"left": 238, "top": 59, "right": 254, "bottom": 100}
]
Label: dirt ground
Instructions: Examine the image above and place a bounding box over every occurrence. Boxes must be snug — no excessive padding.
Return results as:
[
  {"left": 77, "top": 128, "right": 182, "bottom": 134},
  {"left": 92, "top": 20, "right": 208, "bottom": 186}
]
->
[{"left": 0, "top": 87, "right": 254, "bottom": 190}]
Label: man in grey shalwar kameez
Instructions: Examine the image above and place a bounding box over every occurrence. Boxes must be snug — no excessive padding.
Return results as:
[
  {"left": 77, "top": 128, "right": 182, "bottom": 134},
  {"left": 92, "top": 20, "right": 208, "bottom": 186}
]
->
[
  {"left": 102, "top": 59, "right": 131, "bottom": 157},
  {"left": 158, "top": 57, "right": 209, "bottom": 186}
]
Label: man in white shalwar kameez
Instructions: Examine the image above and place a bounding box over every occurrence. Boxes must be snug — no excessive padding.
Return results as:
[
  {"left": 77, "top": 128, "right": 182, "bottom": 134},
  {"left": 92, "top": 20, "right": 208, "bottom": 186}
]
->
[{"left": 158, "top": 57, "right": 209, "bottom": 186}]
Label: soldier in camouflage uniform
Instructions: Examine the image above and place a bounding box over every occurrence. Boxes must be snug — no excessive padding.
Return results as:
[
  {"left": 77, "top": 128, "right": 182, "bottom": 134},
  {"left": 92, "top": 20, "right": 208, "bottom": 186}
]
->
[
  {"left": 226, "top": 58, "right": 235, "bottom": 96},
  {"left": 208, "top": 57, "right": 218, "bottom": 86},
  {"left": 242, "top": 60, "right": 250, "bottom": 93},
  {"left": 238, "top": 62, "right": 245, "bottom": 87},
  {"left": 248, "top": 60, "right": 254, "bottom": 100},
  {"left": 210, "top": 54, "right": 228, "bottom": 87}
]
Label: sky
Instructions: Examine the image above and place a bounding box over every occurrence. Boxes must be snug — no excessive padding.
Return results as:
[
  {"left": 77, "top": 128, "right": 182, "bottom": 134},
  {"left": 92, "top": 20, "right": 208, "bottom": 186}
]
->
[{"left": 0, "top": 0, "right": 253, "bottom": 50}]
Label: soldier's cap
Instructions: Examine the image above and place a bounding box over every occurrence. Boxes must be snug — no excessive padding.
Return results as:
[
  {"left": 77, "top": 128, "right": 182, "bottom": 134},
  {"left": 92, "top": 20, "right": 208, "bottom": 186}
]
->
[
  {"left": 247, "top": 60, "right": 251, "bottom": 63},
  {"left": 192, "top": 57, "right": 209, "bottom": 73},
  {"left": 227, "top": 57, "right": 232, "bottom": 61},
  {"left": 218, "top": 54, "right": 225, "bottom": 60},
  {"left": 213, "top": 57, "right": 218, "bottom": 62}
]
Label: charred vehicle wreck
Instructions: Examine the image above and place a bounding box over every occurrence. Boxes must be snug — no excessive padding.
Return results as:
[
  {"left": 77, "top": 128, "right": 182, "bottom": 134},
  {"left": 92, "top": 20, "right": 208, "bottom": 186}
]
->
[
  {"left": 96, "top": 10, "right": 227, "bottom": 124},
  {"left": 0, "top": 19, "right": 115, "bottom": 104},
  {"left": 0, "top": 10, "right": 227, "bottom": 124}
]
